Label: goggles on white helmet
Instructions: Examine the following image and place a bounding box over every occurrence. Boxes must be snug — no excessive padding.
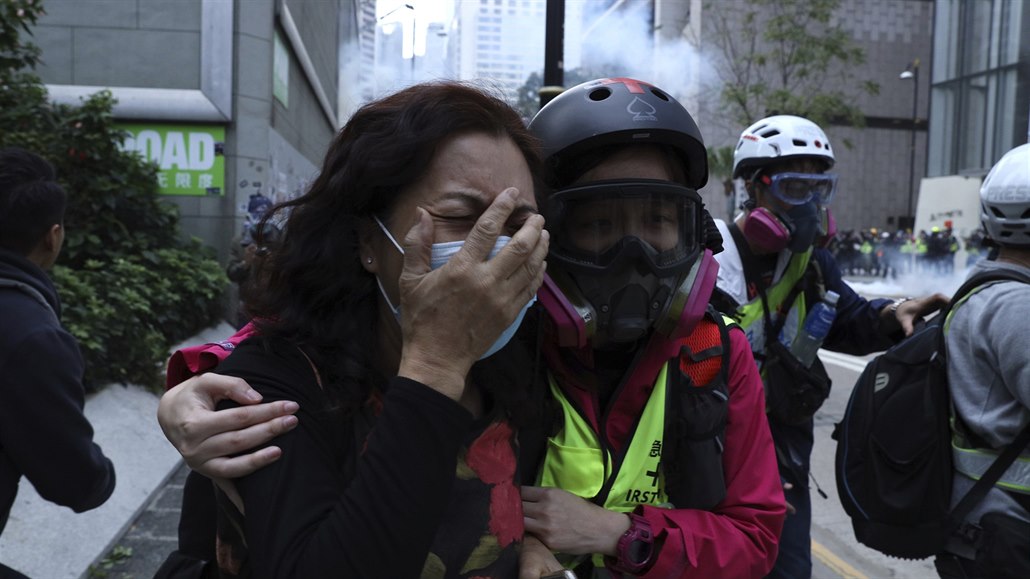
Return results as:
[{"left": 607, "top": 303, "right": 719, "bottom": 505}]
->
[
  {"left": 546, "top": 179, "right": 703, "bottom": 276},
  {"left": 758, "top": 171, "right": 838, "bottom": 206}
]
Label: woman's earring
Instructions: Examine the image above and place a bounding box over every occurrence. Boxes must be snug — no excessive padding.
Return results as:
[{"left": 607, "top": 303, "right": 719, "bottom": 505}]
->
[{"left": 367, "top": 257, "right": 373, "bottom": 264}]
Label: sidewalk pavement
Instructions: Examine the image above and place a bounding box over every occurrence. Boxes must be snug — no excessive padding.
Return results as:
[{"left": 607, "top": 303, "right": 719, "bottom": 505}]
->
[{"left": 0, "top": 322, "right": 235, "bottom": 579}]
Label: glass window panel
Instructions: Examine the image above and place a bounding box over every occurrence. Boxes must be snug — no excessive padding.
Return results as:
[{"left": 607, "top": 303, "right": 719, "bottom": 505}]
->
[
  {"left": 933, "top": 0, "right": 961, "bottom": 81},
  {"left": 929, "top": 84, "right": 957, "bottom": 177},
  {"left": 989, "top": 0, "right": 999, "bottom": 68},
  {"left": 962, "top": 0, "right": 992, "bottom": 75},
  {"left": 998, "top": 0, "right": 1024, "bottom": 66},
  {"left": 993, "top": 68, "right": 1019, "bottom": 162},
  {"left": 984, "top": 74, "right": 998, "bottom": 162},
  {"left": 959, "top": 75, "right": 988, "bottom": 172}
]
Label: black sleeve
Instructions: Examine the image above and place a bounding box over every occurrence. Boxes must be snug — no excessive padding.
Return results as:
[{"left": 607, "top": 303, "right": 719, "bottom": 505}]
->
[
  {"left": 219, "top": 340, "right": 474, "bottom": 578},
  {"left": 0, "top": 327, "right": 115, "bottom": 513},
  {"left": 813, "top": 248, "right": 896, "bottom": 354}
]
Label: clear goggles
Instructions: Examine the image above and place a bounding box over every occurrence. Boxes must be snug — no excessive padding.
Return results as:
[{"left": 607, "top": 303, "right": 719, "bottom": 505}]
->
[
  {"left": 545, "top": 179, "right": 703, "bottom": 276},
  {"left": 760, "top": 172, "right": 838, "bottom": 206}
]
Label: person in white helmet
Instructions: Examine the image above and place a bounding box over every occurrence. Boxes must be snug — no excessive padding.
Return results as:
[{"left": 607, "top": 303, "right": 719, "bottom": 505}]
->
[
  {"left": 934, "top": 143, "right": 1030, "bottom": 579},
  {"left": 710, "top": 115, "right": 949, "bottom": 579}
]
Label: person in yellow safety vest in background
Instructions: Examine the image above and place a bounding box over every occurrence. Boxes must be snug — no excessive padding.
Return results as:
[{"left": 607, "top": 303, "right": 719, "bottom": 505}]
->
[
  {"left": 899, "top": 231, "right": 915, "bottom": 275},
  {"left": 916, "top": 230, "right": 929, "bottom": 272},
  {"left": 964, "top": 228, "right": 986, "bottom": 269},
  {"left": 859, "top": 231, "right": 875, "bottom": 275},
  {"left": 944, "top": 226, "right": 960, "bottom": 274},
  {"left": 934, "top": 143, "right": 1030, "bottom": 579}
]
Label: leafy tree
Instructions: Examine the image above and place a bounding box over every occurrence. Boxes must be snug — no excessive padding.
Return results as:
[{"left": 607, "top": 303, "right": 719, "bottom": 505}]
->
[
  {"left": 515, "top": 67, "right": 603, "bottom": 119},
  {"left": 0, "top": 0, "right": 227, "bottom": 389},
  {"left": 707, "top": 144, "right": 736, "bottom": 195},
  {"left": 707, "top": 0, "right": 879, "bottom": 130}
]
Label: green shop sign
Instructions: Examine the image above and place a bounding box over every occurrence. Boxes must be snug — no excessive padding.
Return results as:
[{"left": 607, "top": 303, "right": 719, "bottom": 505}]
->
[{"left": 119, "top": 124, "right": 225, "bottom": 196}]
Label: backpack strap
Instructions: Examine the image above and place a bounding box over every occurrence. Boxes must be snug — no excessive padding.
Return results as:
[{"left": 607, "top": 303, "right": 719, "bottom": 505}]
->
[
  {"left": 941, "top": 267, "right": 1030, "bottom": 535},
  {"left": 676, "top": 309, "right": 730, "bottom": 388},
  {"left": 728, "top": 224, "right": 817, "bottom": 348},
  {"left": 663, "top": 308, "right": 733, "bottom": 510},
  {"left": 947, "top": 421, "right": 1030, "bottom": 534},
  {"left": 935, "top": 267, "right": 1030, "bottom": 382}
]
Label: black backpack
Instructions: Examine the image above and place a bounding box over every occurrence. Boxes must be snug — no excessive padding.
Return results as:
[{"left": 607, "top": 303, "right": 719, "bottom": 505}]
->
[{"left": 833, "top": 267, "right": 1030, "bottom": 559}]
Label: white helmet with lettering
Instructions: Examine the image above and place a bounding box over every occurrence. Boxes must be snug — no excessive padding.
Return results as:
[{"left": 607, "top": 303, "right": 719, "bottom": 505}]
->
[
  {"left": 980, "top": 143, "right": 1030, "bottom": 247},
  {"left": 732, "top": 115, "right": 835, "bottom": 179}
]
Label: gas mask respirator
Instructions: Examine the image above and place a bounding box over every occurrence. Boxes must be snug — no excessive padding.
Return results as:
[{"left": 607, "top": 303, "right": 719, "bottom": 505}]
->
[
  {"left": 742, "top": 171, "right": 838, "bottom": 253},
  {"left": 536, "top": 180, "right": 718, "bottom": 348}
]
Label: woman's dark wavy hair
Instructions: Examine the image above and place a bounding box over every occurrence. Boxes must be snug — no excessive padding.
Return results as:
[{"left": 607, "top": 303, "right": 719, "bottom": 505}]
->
[{"left": 245, "top": 81, "right": 545, "bottom": 422}]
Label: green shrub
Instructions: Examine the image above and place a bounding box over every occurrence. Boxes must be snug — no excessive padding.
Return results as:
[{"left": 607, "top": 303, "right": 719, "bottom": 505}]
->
[
  {"left": 52, "top": 247, "right": 227, "bottom": 390},
  {"left": 2, "top": 0, "right": 228, "bottom": 390}
]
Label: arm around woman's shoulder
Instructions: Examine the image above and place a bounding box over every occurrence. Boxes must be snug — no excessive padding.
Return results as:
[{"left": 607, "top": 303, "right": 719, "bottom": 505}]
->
[
  {"left": 812, "top": 248, "right": 895, "bottom": 354},
  {"left": 219, "top": 339, "right": 475, "bottom": 578},
  {"left": 635, "top": 327, "right": 785, "bottom": 579}
]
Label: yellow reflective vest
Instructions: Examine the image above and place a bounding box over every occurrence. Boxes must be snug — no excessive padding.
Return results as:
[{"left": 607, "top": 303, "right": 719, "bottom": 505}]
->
[
  {"left": 733, "top": 249, "right": 813, "bottom": 363},
  {"left": 536, "top": 312, "right": 736, "bottom": 570}
]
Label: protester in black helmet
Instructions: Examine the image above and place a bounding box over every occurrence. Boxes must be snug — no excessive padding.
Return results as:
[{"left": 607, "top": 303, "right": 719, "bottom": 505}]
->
[
  {"left": 516, "top": 78, "right": 784, "bottom": 578},
  {"left": 711, "top": 115, "right": 949, "bottom": 579}
]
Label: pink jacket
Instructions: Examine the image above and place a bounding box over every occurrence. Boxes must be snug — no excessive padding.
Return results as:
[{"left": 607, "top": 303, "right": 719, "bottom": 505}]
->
[{"left": 543, "top": 325, "right": 785, "bottom": 578}]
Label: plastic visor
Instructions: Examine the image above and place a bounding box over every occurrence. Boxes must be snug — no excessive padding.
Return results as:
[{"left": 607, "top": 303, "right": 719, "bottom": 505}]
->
[
  {"left": 546, "top": 180, "right": 702, "bottom": 276},
  {"left": 764, "top": 172, "right": 838, "bottom": 206}
]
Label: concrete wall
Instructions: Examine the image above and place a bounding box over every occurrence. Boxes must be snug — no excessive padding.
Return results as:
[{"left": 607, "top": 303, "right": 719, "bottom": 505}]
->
[
  {"left": 31, "top": 0, "right": 203, "bottom": 89},
  {"left": 29, "top": 0, "right": 341, "bottom": 269}
]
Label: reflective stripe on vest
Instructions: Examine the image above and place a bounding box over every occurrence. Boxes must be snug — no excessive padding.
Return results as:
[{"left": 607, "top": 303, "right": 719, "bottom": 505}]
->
[
  {"left": 946, "top": 283, "right": 1030, "bottom": 494},
  {"left": 734, "top": 249, "right": 812, "bottom": 362},
  {"left": 951, "top": 437, "right": 1030, "bottom": 494},
  {"left": 538, "top": 369, "right": 671, "bottom": 511}
]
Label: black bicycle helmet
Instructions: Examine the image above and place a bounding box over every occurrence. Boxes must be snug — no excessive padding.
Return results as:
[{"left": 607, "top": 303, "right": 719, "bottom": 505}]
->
[{"left": 529, "top": 78, "right": 708, "bottom": 190}]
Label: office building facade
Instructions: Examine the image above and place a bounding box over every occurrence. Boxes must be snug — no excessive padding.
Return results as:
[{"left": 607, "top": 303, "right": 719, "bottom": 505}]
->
[{"left": 30, "top": 0, "right": 351, "bottom": 267}]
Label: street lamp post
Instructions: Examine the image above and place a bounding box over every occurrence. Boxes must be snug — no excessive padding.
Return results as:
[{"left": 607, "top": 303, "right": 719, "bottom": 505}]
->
[{"left": 899, "top": 58, "right": 920, "bottom": 228}]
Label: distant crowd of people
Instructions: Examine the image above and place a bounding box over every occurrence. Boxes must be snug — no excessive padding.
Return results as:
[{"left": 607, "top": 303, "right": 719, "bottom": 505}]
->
[{"left": 828, "top": 226, "right": 990, "bottom": 278}]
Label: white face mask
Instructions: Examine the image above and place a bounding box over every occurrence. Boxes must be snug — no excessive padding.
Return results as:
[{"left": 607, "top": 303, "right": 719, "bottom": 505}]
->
[{"left": 373, "top": 216, "right": 536, "bottom": 359}]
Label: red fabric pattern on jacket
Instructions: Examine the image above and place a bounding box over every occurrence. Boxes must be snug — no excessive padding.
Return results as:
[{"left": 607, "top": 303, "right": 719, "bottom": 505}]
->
[{"left": 466, "top": 421, "right": 523, "bottom": 548}]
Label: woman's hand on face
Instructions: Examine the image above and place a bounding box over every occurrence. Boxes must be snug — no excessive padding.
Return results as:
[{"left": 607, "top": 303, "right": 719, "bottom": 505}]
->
[
  {"left": 518, "top": 534, "right": 568, "bottom": 579},
  {"left": 157, "top": 373, "right": 299, "bottom": 478},
  {"left": 396, "top": 187, "right": 548, "bottom": 400},
  {"left": 521, "top": 486, "right": 631, "bottom": 557}
]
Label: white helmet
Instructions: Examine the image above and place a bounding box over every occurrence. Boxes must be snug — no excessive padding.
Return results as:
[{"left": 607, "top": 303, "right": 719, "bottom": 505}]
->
[
  {"left": 980, "top": 143, "right": 1030, "bottom": 247},
  {"left": 732, "top": 115, "right": 835, "bottom": 179}
]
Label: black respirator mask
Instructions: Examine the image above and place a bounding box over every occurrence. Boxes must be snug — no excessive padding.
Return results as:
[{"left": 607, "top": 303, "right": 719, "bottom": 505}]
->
[{"left": 542, "top": 179, "right": 713, "bottom": 347}]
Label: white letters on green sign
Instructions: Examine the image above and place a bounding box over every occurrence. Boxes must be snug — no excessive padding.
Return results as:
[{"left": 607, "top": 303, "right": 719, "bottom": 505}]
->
[{"left": 124, "top": 131, "right": 216, "bottom": 171}]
